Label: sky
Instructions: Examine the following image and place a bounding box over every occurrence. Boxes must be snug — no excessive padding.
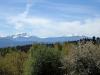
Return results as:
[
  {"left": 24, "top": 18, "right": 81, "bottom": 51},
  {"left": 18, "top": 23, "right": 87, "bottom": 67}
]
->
[{"left": 0, "top": 0, "right": 100, "bottom": 37}]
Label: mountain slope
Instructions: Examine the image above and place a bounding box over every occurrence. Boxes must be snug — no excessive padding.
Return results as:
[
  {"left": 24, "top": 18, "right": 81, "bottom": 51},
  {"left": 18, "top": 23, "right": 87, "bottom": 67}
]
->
[{"left": 0, "top": 33, "right": 86, "bottom": 48}]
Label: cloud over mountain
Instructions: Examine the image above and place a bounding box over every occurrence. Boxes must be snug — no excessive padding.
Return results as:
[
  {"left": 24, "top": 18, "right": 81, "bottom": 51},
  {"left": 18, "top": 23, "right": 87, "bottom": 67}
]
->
[{"left": 0, "top": 0, "right": 100, "bottom": 37}]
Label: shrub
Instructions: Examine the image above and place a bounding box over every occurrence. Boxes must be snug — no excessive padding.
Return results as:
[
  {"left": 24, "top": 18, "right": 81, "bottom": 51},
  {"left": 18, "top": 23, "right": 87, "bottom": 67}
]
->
[
  {"left": 30, "top": 45, "right": 63, "bottom": 75},
  {"left": 62, "top": 42, "right": 100, "bottom": 75}
]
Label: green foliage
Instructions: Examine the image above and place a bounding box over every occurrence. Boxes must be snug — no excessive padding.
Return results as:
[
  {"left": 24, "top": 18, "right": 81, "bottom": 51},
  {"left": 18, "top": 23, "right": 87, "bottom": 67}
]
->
[
  {"left": 0, "top": 50, "right": 28, "bottom": 75},
  {"left": 23, "top": 50, "right": 33, "bottom": 75},
  {"left": 29, "top": 45, "right": 63, "bottom": 75},
  {"left": 1, "top": 40, "right": 100, "bottom": 75},
  {"left": 0, "top": 47, "right": 17, "bottom": 56}
]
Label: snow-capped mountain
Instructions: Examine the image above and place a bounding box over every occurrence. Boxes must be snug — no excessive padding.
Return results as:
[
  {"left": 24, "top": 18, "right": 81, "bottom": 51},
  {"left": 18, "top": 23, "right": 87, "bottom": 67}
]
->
[
  {"left": 0, "top": 33, "right": 87, "bottom": 48},
  {"left": 11, "top": 33, "right": 29, "bottom": 38}
]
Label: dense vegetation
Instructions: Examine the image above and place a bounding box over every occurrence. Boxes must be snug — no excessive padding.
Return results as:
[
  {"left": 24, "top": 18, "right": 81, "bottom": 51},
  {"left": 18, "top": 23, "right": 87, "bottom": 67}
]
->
[{"left": 0, "top": 37, "right": 100, "bottom": 75}]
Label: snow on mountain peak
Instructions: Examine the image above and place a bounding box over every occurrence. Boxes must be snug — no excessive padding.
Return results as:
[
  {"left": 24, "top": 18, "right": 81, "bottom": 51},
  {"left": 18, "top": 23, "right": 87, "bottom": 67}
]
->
[{"left": 12, "top": 33, "right": 30, "bottom": 38}]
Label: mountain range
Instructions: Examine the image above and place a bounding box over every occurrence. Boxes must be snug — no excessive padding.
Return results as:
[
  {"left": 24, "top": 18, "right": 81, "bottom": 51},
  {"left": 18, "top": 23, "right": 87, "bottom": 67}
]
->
[{"left": 0, "top": 33, "right": 87, "bottom": 48}]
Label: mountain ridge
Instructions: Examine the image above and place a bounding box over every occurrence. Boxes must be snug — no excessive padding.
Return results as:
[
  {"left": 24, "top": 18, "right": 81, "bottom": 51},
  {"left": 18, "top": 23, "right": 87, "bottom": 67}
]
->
[{"left": 0, "top": 33, "right": 88, "bottom": 48}]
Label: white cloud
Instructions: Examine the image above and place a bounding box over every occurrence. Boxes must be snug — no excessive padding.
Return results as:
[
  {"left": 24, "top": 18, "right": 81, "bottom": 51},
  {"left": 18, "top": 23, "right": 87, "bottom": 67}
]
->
[
  {"left": 0, "top": 32, "right": 6, "bottom": 37},
  {"left": 6, "top": 14, "right": 100, "bottom": 37},
  {"left": 5, "top": 0, "right": 100, "bottom": 37},
  {"left": 31, "top": 18, "right": 100, "bottom": 37},
  {"left": 57, "top": 18, "right": 100, "bottom": 37},
  {"left": 7, "top": 16, "right": 50, "bottom": 29},
  {"left": 6, "top": 0, "right": 50, "bottom": 30}
]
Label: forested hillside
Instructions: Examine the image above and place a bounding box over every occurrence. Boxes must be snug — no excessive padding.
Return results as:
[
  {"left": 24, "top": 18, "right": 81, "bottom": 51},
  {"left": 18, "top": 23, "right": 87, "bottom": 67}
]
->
[{"left": 0, "top": 37, "right": 100, "bottom": 75}]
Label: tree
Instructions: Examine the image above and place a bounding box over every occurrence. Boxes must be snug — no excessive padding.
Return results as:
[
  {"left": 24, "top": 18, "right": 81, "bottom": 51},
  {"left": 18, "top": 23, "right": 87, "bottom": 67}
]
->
[{"left": 92, "top": 36, "right": 96, "bottom": 44}]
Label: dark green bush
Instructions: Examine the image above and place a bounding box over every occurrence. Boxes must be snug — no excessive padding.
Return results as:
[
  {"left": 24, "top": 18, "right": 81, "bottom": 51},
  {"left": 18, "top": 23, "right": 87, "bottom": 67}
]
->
[{"left": 30, "top": 45, "right": 63, "bottom": 75}]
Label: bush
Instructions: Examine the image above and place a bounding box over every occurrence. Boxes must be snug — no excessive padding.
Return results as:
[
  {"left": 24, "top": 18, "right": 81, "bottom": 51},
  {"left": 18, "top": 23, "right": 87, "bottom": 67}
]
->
[
  {"left": 62, "top": 42, "right": 100, "bottom": 75},
  {"left": 0, "top": 51, "right": 28, "bottom": 75},
  {"left": 30, "top": 45, "right": 63, "bottom": 75}
]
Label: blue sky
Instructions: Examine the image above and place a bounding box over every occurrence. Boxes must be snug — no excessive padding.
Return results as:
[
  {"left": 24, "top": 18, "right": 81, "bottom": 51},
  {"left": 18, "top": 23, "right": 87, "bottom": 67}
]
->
[{"left": 0, "top": 0, "right": 100, "bottom": 37}]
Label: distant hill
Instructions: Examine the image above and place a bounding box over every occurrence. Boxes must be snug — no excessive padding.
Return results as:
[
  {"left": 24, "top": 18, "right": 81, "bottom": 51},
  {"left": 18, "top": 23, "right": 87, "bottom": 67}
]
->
[{"left": 0, "top": 33, "right": 87, "bottom": 48}]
